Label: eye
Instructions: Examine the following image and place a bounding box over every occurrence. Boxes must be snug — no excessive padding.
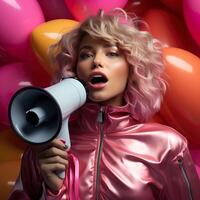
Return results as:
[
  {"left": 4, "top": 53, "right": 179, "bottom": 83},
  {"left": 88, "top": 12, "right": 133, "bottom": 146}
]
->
[
  {"left": 79, "top": 52, "right": 93, "bottom": 60},
  {"left": 107, "top": 52, "right": 119, "bottom": 57}
]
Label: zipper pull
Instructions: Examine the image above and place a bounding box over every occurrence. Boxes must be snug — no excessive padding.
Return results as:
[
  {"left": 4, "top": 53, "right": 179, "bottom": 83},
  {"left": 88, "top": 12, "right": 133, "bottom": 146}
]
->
[{"left": 97, "top": 107, "right": 105, "bottom": 124}]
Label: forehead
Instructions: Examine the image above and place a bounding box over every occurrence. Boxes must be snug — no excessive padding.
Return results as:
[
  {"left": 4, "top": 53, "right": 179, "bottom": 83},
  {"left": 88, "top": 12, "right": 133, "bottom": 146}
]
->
[{"left": 79, "top": 34, "right": 116, "bottom": 49}]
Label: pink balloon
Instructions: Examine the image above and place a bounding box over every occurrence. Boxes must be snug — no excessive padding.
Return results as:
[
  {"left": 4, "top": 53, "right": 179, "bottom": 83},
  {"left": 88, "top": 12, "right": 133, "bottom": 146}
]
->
[
  {"left": 65, "top": 0, "right": 128, "bottom": 21},
  {"left": 38, "top": 0, "right": 74, "bottom": 21},
  {"left": 0, "top": 47, "right": 18, "bottom": 67},
  {"left": 0, "top": 62, "right": 50, "bottom": 126},
  {"left": 0, "top": 0, "right": 45, "bottom": 61},
  {"left": 183, "top": 0, "right": 200, "bottom": 47},
  {"left": 189, "top": 148, "right": 200, "bottom": 179}
]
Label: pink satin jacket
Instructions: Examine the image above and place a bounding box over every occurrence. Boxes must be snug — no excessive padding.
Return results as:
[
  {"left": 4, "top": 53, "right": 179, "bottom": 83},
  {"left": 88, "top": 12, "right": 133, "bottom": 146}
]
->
[{"left": 9, "top": 103, "right": 200, "bottom": 200}]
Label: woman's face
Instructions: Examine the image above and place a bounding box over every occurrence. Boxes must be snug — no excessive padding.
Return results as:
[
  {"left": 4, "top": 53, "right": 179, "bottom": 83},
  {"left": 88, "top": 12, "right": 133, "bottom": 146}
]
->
[{"left": 76, "top": 35, "right": 129, "bottom": 106}]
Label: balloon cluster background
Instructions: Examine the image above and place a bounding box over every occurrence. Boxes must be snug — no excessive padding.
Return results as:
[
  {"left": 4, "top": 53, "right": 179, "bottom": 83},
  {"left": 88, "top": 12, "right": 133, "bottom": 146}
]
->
[{"left": 0, "top": 0, "right": 200, "bottom": 199}]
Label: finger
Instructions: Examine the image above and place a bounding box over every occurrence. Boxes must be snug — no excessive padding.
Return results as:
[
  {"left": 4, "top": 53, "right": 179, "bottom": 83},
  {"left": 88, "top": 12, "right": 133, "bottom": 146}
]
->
[
  {"left": 35, "top": 139, "right": 68, "bottom": 153},
  {"left": 39, "top": 155, "right": 69, "bottom": 167},
  {"left": 41, "top": 163, "right": 66, "bottom": 175},
  {"left": 38, "top": 147, "right": 68, "bottom": 160}
]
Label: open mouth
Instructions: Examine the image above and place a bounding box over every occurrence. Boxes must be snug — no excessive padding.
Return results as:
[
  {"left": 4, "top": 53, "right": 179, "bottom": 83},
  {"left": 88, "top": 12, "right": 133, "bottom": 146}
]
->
[{"left": 90, "top": 75, "right": 108, "bottom": 85}]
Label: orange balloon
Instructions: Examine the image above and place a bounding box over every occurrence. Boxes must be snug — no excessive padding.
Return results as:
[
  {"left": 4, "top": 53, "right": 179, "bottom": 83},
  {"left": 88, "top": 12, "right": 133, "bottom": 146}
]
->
[
  {"left": 0, "top": 160, "right": 21, "bottom": 200},
  {"left": 31, "top": 19, "right": 79, "bottom": 75},
  {"left": 160, "top": 47, "right": 200, "bottom": 145},
  {"left": 143, "top": 8, "right": 194, "bottom": 50},
  {"left": 0, "top": 129, "right": 26, "bottom": 161}
]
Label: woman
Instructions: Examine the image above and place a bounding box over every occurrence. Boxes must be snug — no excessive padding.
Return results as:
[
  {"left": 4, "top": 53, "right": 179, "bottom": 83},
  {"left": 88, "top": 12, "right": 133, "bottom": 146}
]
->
[{"left": 9, "top": 9, "right": 200, "bottom": 200}]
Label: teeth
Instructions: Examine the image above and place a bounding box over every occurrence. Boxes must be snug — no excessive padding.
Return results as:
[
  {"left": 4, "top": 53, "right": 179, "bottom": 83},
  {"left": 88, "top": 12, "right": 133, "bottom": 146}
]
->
[{"left": 93, "top": 75, "right": 103, "bottom": 78}]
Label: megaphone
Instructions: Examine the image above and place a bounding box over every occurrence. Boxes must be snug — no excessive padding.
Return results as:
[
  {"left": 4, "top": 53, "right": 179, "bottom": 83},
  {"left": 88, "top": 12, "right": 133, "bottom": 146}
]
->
[{"left": 8, "top": 78, "right": 87, "bottom": 148}]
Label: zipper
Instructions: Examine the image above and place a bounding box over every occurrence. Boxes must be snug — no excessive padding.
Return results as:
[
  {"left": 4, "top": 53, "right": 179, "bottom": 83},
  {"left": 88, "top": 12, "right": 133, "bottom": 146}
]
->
[
  {"left": 178, "top": 158, "right": 193, "bottom": 200},
  {"left": 95, "top": 106, "right": 105, "bottom": 200}
]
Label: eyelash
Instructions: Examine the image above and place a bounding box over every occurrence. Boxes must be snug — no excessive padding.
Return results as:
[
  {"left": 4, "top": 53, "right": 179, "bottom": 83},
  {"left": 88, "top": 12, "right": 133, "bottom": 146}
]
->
[
  {"left": 107, "top": 52, "right": 119, "bottom": 57},
  {"left": 79, "top": 52, "right": 93, "bottom": 60},
  {"left": 79, "top": 51, "right": 119, "bottom": 60}
]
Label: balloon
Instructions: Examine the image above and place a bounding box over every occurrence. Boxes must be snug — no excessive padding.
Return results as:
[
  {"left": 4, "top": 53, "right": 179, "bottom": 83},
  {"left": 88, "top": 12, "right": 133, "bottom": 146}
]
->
[
  {"left": 189, "top": 148, "right": 200, "bottom": 179},
  {"left": 148, "top": 113, "right": 167, "bottom": 125},
  {"left": 124, "top": 0, "right": 154, "bottom": 17},
  {"left": 0, "top": 124, "right": 7, "bottom": 132},
  {"left": 0, "top": 0, "right": 45, "bottom": 61},
  {"left": 65, "top": 0, "right": 128, "bottom": 21},
  {"left": 183, "top": 0, "right": 200, "bottom": 47},
  {"left": 143, "top": 8, "right": 194, "bottom": 50},
  {"left": 38, "top": 0, "right": 74, "bottom": 21},
  {"left": 0, "top": 160, "right": 21, "bottom": 200},
  {"left": 160, "top": 47, "right": 200, "bottom": 145},
  {"left": 0, "top": 47, "right": 18, "bottom": 66},
  {"left": 0, "top": 129, "right": 26, "bottom": 161},
  {"left": 31, "top": 19, "right": 79, "bottom": 75},
  {"left": 160, "top": 0, "right": 182, "bottom": 15},
  {"left": 0, "top": 62, "right": 50, "bottom": 126}
]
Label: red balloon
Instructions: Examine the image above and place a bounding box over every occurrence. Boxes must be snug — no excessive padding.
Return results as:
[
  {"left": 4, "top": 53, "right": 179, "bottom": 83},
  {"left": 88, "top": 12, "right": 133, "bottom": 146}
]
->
[
  {"left": 160, "top": 0, "right": 182, "bottom": 15},
  {"left": 148, "top": 113, "right": 167, "bottom": 125},
  {"left": 143, "top": 8, "right": 194, "bottom": 50},
  {"left": 65, "top": 0, "right": 128, "bottom": 21},
  {"left": 38, "top": 0, "right": 74, "bottom": 21},
  {"left": 160, "top": 47, "right": 200, "bottom": 145},
  {"left": 124, "top": 0, "right": 153, "bottom": 17}
]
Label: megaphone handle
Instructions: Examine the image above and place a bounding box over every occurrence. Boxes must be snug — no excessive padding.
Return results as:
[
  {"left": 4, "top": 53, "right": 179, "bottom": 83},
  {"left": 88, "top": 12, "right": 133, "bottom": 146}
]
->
[
  {"left": 56, "top": 119, "right": 71, "bottom": 179},
  {"left": 58, "top": 118, "right": 71, "bottom": 148}
]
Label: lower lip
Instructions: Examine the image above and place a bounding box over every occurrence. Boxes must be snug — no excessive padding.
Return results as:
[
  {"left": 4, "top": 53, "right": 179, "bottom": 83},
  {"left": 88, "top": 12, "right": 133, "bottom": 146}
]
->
[{"left": 88, "top": 82, "right": 107, "bottom": 89}]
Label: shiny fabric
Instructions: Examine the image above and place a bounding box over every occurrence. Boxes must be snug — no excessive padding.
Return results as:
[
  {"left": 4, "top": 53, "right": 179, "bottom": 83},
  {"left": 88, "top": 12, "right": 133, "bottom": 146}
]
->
[{"left": 9, "top": 102, "right": 200, "bottom": 200}]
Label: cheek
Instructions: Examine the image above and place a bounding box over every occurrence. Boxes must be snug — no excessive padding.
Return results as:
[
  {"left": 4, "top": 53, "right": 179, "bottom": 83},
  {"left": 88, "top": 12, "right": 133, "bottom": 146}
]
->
[
  {"left": 112, "top": 64, "right": 129, "bottom": 85},
  {"left": 76, "top": 65, "right": 86, "bottom": 79}
]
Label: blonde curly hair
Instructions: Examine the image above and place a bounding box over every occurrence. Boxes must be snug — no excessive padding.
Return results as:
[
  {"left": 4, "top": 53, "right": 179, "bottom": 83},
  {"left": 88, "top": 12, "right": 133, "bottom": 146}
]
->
[{"left": 49, "top": 9, "right": 166, "bottom": 122}]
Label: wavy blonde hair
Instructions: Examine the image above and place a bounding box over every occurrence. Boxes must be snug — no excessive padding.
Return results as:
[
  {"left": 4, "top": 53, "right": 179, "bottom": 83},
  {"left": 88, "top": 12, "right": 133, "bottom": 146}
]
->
[{"left": 49, "top": 9, "right": 166, "bottom": 122}]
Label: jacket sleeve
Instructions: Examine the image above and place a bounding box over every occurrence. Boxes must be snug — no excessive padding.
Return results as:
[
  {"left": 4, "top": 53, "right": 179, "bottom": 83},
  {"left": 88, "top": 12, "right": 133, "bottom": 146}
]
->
[
  {"left": 160, "top": 146, "right": 200, "bottom": 200},
  {"left": 8, "top": 147, "right": 69, "bottom": 200}
]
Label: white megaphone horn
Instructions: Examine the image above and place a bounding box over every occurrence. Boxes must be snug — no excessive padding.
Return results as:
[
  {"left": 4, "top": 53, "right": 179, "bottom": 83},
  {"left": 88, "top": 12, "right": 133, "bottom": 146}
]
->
[{"left": 9, "top": 78, "right": 87, "bottom": 178}]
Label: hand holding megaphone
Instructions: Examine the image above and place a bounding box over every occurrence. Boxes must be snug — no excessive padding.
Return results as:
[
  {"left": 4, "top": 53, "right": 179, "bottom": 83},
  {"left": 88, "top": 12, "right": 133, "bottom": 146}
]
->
[{"left": 9, "top": 78, "right": 87, "bottom": 179}]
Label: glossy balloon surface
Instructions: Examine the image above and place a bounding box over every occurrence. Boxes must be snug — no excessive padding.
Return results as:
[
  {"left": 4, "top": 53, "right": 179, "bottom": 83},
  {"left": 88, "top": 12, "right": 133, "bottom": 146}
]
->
[
  {"left": 161, "top": 48, "right": 200, "bottom": 145},
  {"left": 183, "top": 0, "right": 200, "bottom": 47},
  {"left": 31, "top": 19, "right": 79, "bottom": 75},
  {"left": 0, "top": 62, "right": 50, "bottom": 125},
  {"left": 0, "top": 0, "right": 45, "bottom": 60},
  {"left": 65, "top": 0, "right": 128, "bottom": 21}
]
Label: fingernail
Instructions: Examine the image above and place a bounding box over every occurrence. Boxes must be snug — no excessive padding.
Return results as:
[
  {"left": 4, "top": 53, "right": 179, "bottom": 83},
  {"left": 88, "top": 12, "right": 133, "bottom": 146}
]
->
[{"left": 63, "top": 144, "right": 68, "bottom": 150}]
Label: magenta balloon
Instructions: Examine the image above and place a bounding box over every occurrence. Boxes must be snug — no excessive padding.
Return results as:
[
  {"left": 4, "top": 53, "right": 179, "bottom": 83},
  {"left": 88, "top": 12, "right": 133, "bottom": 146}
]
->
[
  {"left": 65, "top": 0, "right": 128, "bottom": 21},
  {"left": 0, "top": 0, "right": 45, "bottom": 61},
  {"left": 0, "top": 47, "right": 18, "bottom": 67},
  {"left": 183, "top": 0, "right": 200, "bottom": 47},
  {"left": 0, "top": 62, "right": 50, "bottom": 126},
  {"left": 38, "top": 0, "right": 74, "bottom": 21},
  {"left": 190, "top": 148, "right": 200, "bottom": 179}
]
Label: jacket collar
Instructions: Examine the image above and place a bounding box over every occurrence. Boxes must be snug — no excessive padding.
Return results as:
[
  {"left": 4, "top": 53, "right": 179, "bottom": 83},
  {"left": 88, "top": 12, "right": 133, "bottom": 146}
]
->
[{"left": 71, "top": 102, "right": 140, "bottom": 134}]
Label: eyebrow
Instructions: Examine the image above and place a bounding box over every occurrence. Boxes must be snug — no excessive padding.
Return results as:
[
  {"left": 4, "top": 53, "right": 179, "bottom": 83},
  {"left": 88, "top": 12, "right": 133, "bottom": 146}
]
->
[
  {"left": 79, "top": 43, "right": 118, "bottom": 52},
  {"left": 79, "top": 45, "right": 93, "bottom": 52}
]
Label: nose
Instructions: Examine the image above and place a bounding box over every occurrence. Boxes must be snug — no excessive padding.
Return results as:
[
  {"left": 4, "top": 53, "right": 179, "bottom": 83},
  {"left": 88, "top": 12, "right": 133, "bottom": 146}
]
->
[{"left": 92, "top": 51, "right": 103, "bottom": 69}]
